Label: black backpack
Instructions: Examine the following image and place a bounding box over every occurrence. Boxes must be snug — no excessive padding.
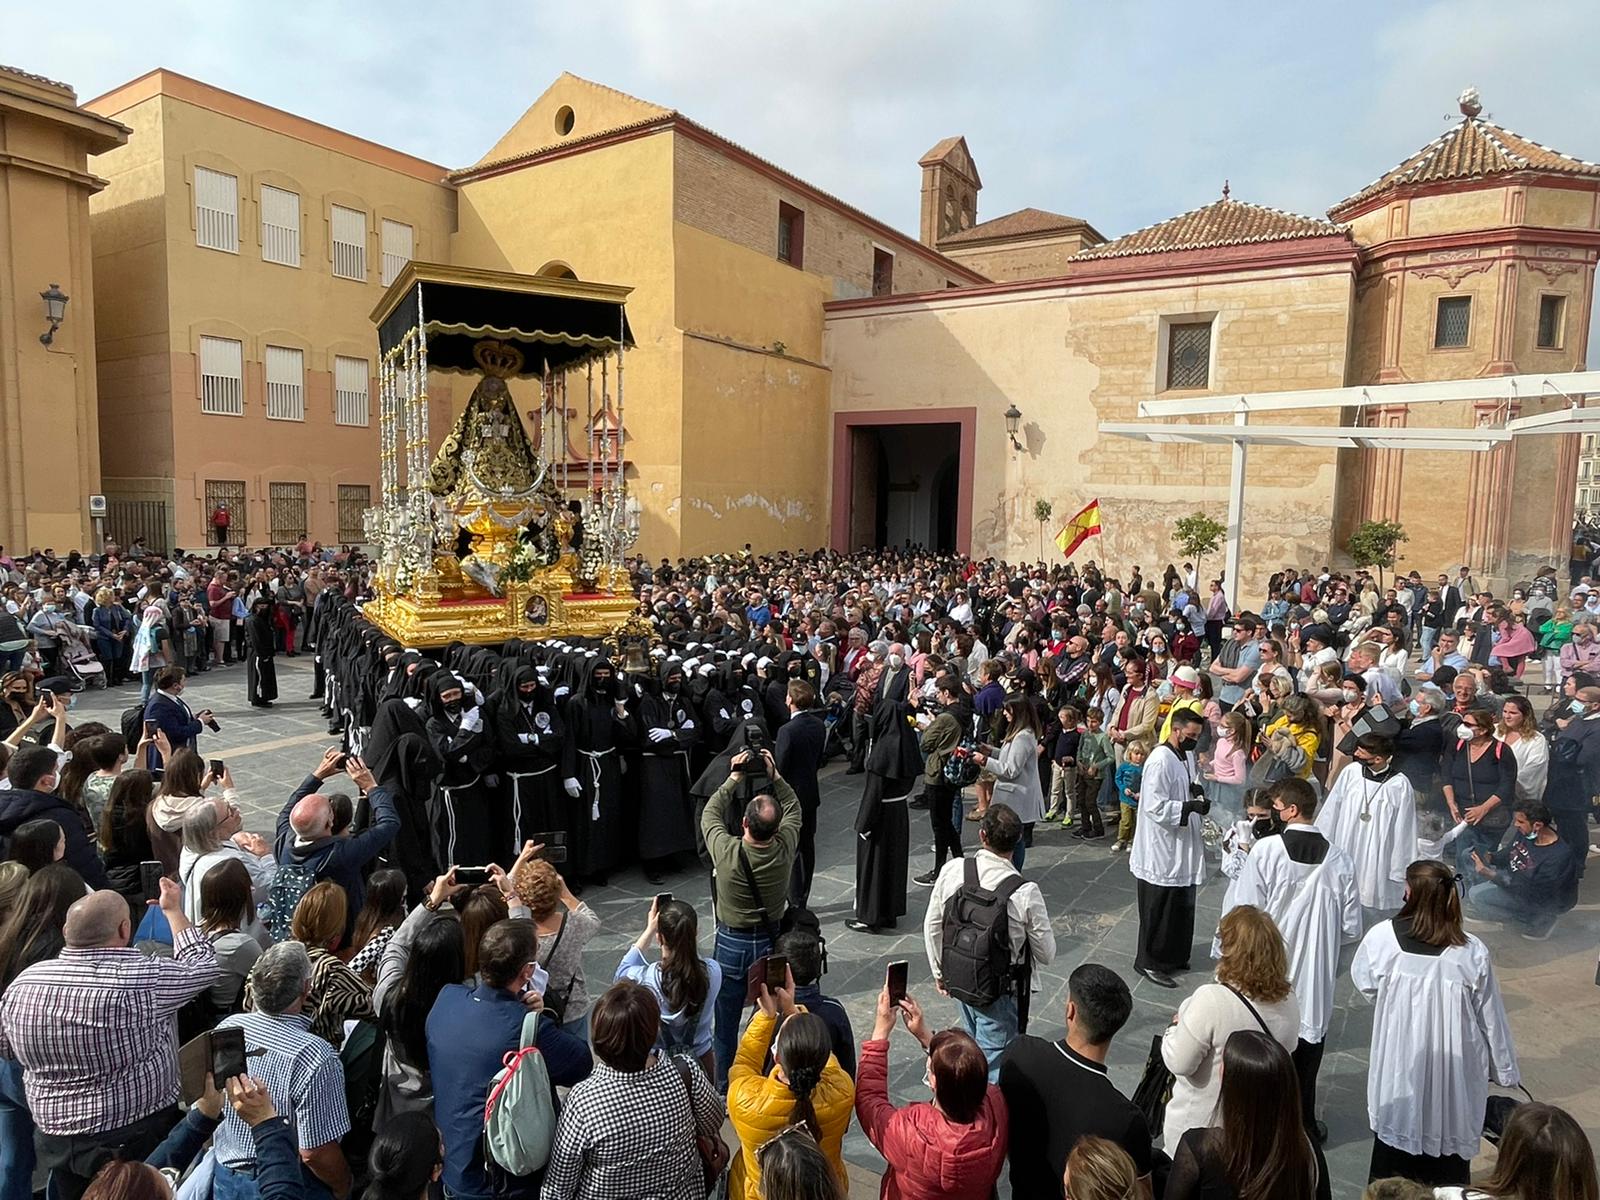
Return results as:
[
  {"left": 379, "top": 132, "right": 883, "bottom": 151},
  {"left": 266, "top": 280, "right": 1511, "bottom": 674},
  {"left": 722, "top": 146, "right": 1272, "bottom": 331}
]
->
[
  {"left": 121, "top": 703, "right": 147, "bottom": 754},
  {"left": 940, "top": 857, "right": 1025, "bottom": 1008}
]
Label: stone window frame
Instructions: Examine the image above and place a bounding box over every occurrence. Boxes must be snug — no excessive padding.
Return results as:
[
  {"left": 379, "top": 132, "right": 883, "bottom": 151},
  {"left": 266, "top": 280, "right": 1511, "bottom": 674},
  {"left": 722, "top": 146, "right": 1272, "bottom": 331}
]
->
[{"left": 1155, "top": 312, "right": 1219, "bottom": 393}]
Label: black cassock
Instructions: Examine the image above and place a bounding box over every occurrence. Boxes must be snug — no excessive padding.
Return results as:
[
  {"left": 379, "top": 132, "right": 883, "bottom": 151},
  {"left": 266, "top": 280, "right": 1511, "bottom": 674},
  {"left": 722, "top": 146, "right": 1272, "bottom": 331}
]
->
[
  {"left": 564, "top": 659, "right": 630, "bottom": 878},
  {"left": 489, "top": 667, "right": 575, "bottom": 865},
  {"left": 853, "top": 666, "right": 921, "bottom": 927},
  {"left": 365, "top": 698, "right": 444, "bottom": 903},
  {"left": 634, "top": 685, "right": 698, "bottom": 860},
  {"left": 425, "top": 694, "right": 499, "bottom": 869},
  {"left": 245, "top": 608, "right": 278, "bottom": 705}
]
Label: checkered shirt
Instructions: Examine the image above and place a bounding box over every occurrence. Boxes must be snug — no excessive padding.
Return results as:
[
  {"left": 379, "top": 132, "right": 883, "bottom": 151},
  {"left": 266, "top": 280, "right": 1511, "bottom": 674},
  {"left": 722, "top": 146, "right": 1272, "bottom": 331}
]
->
[{"left": 211, "top": 1009, "right": 350, "bottom": 1169}]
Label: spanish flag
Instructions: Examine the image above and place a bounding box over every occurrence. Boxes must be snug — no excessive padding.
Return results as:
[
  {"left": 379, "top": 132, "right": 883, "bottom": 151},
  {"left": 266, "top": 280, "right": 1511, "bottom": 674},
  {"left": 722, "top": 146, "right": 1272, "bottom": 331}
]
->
[{"left": 1053, "top": 499, "right": 1102, "bottom": 558}]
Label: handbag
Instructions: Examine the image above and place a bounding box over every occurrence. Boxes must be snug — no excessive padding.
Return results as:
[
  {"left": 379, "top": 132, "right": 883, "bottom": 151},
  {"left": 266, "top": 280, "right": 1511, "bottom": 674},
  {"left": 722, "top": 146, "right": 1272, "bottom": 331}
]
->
[
  {"left": 671, "top": 1053, "right": 731, "bottom": 1198},
  {"left": 1131, "top": 1033, "right": 1175, "bottom": 1134},
  {"left": 1484, "top": 1085, "right": 1534, "bottom": 1144}
]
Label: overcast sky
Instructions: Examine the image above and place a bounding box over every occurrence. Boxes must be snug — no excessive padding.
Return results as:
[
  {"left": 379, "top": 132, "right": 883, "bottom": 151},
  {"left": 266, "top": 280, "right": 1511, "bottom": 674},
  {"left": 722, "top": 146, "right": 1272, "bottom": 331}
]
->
[{"left": 19, "top": 0, "right": 1600, "bottom": 342}]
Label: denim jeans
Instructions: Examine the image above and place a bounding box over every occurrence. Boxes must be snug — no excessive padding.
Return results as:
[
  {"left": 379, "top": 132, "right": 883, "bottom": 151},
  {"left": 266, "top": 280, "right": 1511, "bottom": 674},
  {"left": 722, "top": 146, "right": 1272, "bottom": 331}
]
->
[
  {"left": 1420, "top": 625, "right": 1439, "bottom": 657},
  {"left": 0, "top": 1058, "right": 34, "bottom": 1200},
  {"left": 1467, "top": 880, "right": 1553, "bottom": 932},
  {"left": 215, "top": 1160, "right": 334, "bottom": 1200},
  {"left": 957, "top": 994, "right": 1019, "bottom": 1083},
  {"left": 0, "top": 647, "right": 24, "bottom": 674},
  {"left": 713, "top": 923, "right": 772, "bottom": 1088},
  {"left": 1454, "top": 824, "right": 1507, "bottom": 879},
  {"left": 140, "top": 668, "right": 156, "bottom": 704}
]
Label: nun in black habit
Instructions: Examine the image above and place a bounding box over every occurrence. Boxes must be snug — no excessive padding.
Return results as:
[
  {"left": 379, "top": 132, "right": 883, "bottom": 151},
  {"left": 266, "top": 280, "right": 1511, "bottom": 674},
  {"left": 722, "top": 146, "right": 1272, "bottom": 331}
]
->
[
  {"left": 848, "top": 650, "right": 921, "bottom": 932},
  {"left": 489, "top": 663, "right": 575, "bottom": 865},
  {"left": 423, "top": 672, "right": 500, "bottom": 869},
  {"left": 245, "top": 596, "right": 279, "bottom": 707}
]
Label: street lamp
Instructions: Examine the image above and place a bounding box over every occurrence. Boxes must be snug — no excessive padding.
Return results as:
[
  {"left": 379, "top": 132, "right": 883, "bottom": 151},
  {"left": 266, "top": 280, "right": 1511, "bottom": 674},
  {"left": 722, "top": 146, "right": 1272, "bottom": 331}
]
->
[
  {"left": 39, "top": 284, "right": 68, "bottom": 346},
  {"left": 1004, "top": 404, "right": 1023, "bottom": 451}
]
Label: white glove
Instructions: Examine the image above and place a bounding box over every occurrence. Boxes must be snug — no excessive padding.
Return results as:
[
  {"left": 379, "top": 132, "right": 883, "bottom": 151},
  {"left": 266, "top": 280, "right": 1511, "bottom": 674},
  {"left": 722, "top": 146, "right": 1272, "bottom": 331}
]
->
[
  {"left": 564, "top": 777, "right": 582, "bottom": 798},
  {"left": 553, "top": 685, "right": 571, "bottom": 701},
  {"left": 518, "top": 732, "right": 535, "bottom": 744},
  {"left": 459, "top": 707, "right": 483, "bottom": 734},
  {"left": 647, "top": 727, "right": 673, "bottom": 744},
  {"left": 680, "top": 718, "right": 695, "bottom": 732}
]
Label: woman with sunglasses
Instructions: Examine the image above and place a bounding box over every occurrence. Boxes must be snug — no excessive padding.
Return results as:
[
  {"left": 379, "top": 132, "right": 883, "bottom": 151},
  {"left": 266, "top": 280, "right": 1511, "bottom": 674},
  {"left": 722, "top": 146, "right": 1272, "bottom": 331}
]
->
[
  {"left": 729, "top": 968, "right": 854, "bottom": 1200},
  {"left": 82, "top": 1073, "right": 294, "bottom": 1200}
]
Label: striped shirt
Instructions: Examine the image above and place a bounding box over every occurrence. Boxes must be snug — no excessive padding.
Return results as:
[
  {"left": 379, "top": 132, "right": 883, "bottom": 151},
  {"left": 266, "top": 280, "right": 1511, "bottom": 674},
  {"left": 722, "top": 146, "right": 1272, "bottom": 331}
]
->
[
  {"left": 212, "top": 1010, "right": 349, "bottom": 1169},
  {"left": 0, "top": 926, "right": 219, "bottom": 1135},
  {"left": 245, "top": 946, "right": 373, "bottom": 1047}
]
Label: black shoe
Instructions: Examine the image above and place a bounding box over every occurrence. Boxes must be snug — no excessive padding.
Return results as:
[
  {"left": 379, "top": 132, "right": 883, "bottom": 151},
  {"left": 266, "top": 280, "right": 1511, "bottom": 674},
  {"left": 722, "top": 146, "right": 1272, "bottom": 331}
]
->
[
  {"left": 913, "top": 869, "right": 937, "bottom": 886},
  {"left": 645, "top": 870, "right": 666, "bottom": 885},
  {"left": 844, "top": 766, "right": 864, "bottom": 775},
  {"left": 1135, "top": 965, "right": 1179, "bottom": 989},
  {"left": 844, "top": 919, "right": 878, "bottom": 933},
  {"left": 908, "top": 798, "right": 930, "bottom": 810}
]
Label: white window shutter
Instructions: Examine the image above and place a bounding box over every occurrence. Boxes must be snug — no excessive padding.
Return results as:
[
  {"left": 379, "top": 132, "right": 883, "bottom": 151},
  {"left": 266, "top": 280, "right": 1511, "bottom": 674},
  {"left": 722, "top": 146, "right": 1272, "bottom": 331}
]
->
[
  {"left": 199, "top": 336, "right": 244, "bottom": 415},
  {"left": 265, "top": 345, "right": 305, "bottom": 421},
  {"left": 334, "top": 355, "right": 370, "bottom": 426},
  {"left": 260, "top": 186, "right": 301, "bottom": 266},
  {"left": 195, "top": 167, "right": 239, "bottom": 252},
  {"left": 380, "top": 220, "right": 414, "bottom": 287},
  {"left": 331, "top": 205, "right": 367, "bottom": 280}
]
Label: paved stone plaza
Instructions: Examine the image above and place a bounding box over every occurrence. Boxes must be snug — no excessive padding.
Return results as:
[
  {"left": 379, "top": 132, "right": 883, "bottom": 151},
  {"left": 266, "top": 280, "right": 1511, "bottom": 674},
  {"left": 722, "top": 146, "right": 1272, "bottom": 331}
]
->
[{"left": 72, "top": 660, "right": 1600, "bottom": 1197}]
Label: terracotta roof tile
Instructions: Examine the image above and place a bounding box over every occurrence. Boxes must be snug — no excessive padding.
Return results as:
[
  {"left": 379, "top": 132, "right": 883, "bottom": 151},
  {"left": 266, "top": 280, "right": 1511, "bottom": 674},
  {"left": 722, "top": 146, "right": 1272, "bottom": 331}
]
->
[
  {"left": 1330, "top": 115, "right": 1600, "bottom": 218},
  {"left": 0, "top": 64, "right": 74, "bottom": 95},
  {"left": 1072, "top": 197, "right": 1345, "bottom": 260},
  {"left": 940, "top": 206, "right": 1098, "bottom": 245}
]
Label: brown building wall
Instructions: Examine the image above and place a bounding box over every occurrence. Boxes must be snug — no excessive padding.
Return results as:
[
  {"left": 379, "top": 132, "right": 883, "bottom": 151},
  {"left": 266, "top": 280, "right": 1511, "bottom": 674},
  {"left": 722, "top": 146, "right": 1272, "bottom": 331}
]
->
[{"left": 941, "top": 231, "right": 1095, "bottom": 282}]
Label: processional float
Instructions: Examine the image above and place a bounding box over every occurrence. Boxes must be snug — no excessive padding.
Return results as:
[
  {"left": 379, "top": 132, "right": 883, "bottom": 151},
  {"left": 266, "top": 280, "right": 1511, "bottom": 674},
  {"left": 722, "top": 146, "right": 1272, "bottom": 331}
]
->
[{"left": 361, "top": 262, "right": 648, "bottom": 648}]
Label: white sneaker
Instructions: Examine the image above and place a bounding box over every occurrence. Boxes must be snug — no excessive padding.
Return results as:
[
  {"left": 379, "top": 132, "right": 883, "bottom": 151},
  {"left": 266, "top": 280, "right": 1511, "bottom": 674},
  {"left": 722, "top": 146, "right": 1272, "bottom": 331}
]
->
[{"left": 1463, "top": 915, "right": 1503, "bottom": 931}]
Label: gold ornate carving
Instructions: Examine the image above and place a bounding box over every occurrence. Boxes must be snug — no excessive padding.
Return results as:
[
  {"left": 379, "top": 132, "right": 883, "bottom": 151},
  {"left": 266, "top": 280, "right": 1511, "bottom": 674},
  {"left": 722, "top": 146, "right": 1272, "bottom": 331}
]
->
[{"left": 428, "top": 375, "right": 539, "bottom": 498}]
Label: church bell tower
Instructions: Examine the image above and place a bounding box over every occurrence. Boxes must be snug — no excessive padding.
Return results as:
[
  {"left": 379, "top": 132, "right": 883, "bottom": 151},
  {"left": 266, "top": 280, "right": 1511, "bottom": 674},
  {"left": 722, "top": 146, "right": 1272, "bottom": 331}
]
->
[{"left": 919, "top": 136, "right": 981, "bottom": 247}]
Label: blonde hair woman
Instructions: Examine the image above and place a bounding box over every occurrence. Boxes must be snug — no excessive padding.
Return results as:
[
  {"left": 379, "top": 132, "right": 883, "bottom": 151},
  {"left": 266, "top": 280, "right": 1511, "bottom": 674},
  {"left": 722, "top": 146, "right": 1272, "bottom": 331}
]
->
[
  {"left": 1064, "top": 1136, "right": 1141, "bottom": 1200},
  {"left": 1159, "top": 905, "right": 1300, "bottom": 1151}
]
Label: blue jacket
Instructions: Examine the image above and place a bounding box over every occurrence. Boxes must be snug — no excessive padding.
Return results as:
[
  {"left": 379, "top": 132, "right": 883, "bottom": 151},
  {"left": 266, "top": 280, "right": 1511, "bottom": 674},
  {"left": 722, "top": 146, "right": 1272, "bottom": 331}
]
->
[
  {"left": 148, "top": 1107, "right": 302, "bottom": 1200},
  {"left": 275, "top": 774, "right": 400, "bottom": 939},
  {"left": 0, "top": 787, "right": 109, "bottom": 889},
  {"left": 427, "top": 981, "right": 592, "bottom": 1198},
  {"left": 144, "top": 691, "right": 204, "bottom": 770}
]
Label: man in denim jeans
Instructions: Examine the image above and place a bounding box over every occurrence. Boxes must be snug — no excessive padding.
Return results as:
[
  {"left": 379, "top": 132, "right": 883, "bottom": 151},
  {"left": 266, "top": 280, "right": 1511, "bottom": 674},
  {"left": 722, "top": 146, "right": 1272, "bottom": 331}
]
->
[
  {"left": 922, "top": 805, "right": 1056, "bottom": 1081},
  {"left": 700, "top": 746, "right": 800, "bottom": 1088}
]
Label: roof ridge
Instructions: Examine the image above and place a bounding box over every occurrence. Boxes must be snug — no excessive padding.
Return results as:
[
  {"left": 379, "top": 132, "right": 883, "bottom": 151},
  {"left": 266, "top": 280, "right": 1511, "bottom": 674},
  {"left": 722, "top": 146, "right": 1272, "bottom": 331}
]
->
[
  {"left": 555, "top": 70, "right": 672, "bottom": 116},
  {"left": 1472, "top": 120, "right": 1529, "bottom": 169},
  {"left": 1072, "top": 194, "right": 1346, "bottom": 261},
  {"left": 1480, "top": 117, "right": 1600, "bottom": 170}
]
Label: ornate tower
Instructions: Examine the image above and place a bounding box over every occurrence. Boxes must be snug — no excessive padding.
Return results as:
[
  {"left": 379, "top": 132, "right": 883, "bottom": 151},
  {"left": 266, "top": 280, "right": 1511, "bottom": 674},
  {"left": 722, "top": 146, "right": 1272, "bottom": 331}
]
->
[{"left": 919, "top": 136, "right": 981, "bottom": 247}]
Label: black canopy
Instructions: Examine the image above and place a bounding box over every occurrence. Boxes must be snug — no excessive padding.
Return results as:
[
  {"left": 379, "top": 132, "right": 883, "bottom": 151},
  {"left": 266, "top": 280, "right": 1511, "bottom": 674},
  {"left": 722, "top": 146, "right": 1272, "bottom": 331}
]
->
[{"left": 373, "top": 262, "right": 634, "bottom": 377}]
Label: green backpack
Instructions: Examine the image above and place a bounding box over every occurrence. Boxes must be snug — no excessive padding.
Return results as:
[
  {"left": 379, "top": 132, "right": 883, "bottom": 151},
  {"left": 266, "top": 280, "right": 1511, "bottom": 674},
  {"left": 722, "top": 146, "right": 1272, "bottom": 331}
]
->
[{"left": 483, "top": 1011, "right": 556, "bottom": 1178}]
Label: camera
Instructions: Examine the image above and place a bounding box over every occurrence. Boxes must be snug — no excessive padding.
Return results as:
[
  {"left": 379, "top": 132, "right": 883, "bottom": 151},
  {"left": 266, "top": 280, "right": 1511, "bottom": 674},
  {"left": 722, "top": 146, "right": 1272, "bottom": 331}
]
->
[
  {"left": 1189, "top": 781, "right": 1208, "bottom": 800},
  {"left": 742, "top": 721, "right": 771, "bottom": 758}
]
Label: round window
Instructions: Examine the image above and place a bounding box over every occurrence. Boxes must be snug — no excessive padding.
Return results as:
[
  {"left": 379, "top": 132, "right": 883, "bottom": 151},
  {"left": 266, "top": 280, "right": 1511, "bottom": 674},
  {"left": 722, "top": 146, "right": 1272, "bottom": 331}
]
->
[{"left": 555, "top": 106, "right": 575, "bottom": 136}]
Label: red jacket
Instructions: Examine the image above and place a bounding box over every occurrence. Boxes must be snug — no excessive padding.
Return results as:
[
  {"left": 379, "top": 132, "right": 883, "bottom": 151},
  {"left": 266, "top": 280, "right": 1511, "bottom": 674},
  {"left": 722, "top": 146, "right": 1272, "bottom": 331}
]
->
[{"left": 854, "top": 1039, "right": 1007, "bottom": 1200}]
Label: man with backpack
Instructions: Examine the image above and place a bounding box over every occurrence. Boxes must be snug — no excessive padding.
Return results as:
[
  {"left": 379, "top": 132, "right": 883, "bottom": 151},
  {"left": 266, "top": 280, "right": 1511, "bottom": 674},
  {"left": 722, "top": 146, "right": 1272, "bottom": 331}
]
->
[
  {"left": 270, "top": 748, "right": 399, "bottom": 943},
  {"left": 922, "top": 803, "right": 1056, "bottom": 1082}
]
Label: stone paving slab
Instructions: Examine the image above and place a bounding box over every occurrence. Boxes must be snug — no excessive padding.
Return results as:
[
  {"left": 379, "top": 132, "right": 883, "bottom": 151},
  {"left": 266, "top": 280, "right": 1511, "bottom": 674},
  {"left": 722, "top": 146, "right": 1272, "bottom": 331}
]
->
[{"left": 71, "top": 662, "right": 1600, "bottom": 1197}]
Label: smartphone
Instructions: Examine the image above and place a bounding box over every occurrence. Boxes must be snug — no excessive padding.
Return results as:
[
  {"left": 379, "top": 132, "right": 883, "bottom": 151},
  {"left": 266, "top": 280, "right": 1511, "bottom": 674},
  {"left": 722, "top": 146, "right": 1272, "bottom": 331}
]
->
[
  {"left": 765, "top": 954, "right": 790, "bottom": 992},
  {"left": 139, "top": 860, "right": 164, "bottom": 904},
  {"left": 209, "top": 1026, "right": 247, "bottom": 1083},
  {"left": 533, "top": 831, "right": 568, "bottom": 864},
  {"left": 38, "top": 689, "right": 52, "bottom": 707},
  {"left": 886, "top": 960, "right": 909, "bottom": 1007},
  {"left": 144, "top": 719, "right": 158, "bottom": 737},
  {"left": 454, "top": 865, "right": 491, "bottom": 886},
  {"left": 331, "top": 751, "right": 348, "bottom": 770},
  {"left": 210, "top": 760, "right": 226, "bottom": 777},
  {"left": 655, "top": 892, "right": 673, "bottom": 910}
]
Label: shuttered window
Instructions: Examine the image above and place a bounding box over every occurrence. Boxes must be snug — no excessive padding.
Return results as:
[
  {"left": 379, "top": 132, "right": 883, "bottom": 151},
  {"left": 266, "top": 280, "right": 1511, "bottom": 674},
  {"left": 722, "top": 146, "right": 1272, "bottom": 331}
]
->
[
  {"left": 380, "top": 219, "right": 414, "bottom": 286},
  {"left": 268, "top": 483, "right": 307, "bottom": 545},
  {"left": 199, "top": 336, "right": 244, "bottom": 415},
  {"left": 194, "top": 167, "right": 239, "bottom": 253},
  {"left": 1165, "top": 321, "right": 1213, "bottom": 389},
  {"left": 260, "top": 185, "right": 300, "bottom": 267},
  {"left": 265, "top": 345, "right": 305, "bottom": 421},
  {"left": 331, "top": 205, "right": 367, "bottom": 281},
  {"left": 1435, "top": 296, "right": 1472, "bottom": 348},
  {"left": 334, "top": 355, "right": 370, "bottom": 426},
  {"left": 338, "top": 484, "right": 371, "bottom": 543}
]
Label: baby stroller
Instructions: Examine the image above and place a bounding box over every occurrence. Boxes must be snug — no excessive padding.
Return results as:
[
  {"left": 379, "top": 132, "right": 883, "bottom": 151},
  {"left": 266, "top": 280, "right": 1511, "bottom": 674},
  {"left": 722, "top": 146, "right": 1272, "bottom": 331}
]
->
[
  {"left": 59, "top": 624, "right": 107, "bottom": 689},
  {"left": 820, "top": 678, "right": 854, "bottom": 763}
]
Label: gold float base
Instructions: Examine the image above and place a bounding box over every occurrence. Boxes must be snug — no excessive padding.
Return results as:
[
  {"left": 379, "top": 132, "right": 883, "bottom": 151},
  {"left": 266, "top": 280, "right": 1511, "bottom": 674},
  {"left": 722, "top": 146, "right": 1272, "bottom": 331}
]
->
[{"left": 362, "top": 563, "right": 637, "bottom": 648}]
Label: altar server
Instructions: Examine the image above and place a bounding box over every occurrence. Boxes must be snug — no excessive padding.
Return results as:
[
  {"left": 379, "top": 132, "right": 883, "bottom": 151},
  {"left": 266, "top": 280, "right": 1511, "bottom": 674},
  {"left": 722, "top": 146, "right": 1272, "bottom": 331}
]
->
[
  {"left": 1218, "top": 776, "right": 1360, "bottom": 1140},
  {"left": 424, "top": 672, "right": 498, "bottom": 868},
  {"left": 1351, "top": 858, "right": 1519, "bottom": 1188},
  {"left": 564, "top": 654, "right": 630, "bottom": 885},
  {"left": 1314, "top": 733, "right": 1416, "bottom": 923},
  {"left": 1129, "top": 708, "right": 1209, "bottom": 988},
  {"left": 490, "top": 663, "right": 573, "bottom": 866},
  {"left": 633, "top": 657, "right": 699, "bottom": 883}
]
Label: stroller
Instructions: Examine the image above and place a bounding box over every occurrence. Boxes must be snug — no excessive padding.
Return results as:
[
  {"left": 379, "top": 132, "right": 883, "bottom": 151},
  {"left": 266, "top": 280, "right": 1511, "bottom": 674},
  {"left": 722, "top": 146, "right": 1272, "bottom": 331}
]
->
[{"left": 58, "top": 623, "right": 107, "bottom": 689}]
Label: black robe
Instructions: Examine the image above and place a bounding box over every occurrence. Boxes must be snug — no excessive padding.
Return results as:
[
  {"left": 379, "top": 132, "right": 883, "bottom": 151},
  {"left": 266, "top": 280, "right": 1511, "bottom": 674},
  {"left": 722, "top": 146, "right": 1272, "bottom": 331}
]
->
[
  {"left": 365, "top": 698, "right": 444, "bottom": 902},
  {"left": 425, "top": 688, "right": 499, "bottom": 868},
  {"left": 489, "top": 667, "right": 575, "bottom": 864},
  {"left": 563, "top": 658, "right": 630, "bottom": 877},
  {"left": 852, "top": 666, "right": 919, "bottom": 927},
  {"left": 633, "top": 679, "right": 698, "bottom": 860},
  {"left": 245, "top": 607, "right": 278, "bottom": 704}
]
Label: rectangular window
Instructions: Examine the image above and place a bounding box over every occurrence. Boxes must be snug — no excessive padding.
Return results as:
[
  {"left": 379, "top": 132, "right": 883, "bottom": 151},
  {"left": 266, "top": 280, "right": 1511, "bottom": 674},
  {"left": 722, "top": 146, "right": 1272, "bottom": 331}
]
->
[
  {"left": 1165, "top": 320, "right": 1213, "bottom": 390},
  {"left": 331, "top": 205, "right": 367, "bottom": 281},
  {"left": 1434, "top": 295, "right": 1472, "bottom": 348},
  {"left": 1537, "top": 294, "right": 1566, "bottom": 350},
  {"left": 334, "top": 355, "right": 370, "bottom": 426},
  {"left": 194, "top": 167, "right": 239, "bottom": 253},
  {"left": 260, "top": 185, "right": 301, "bottom": 267},
  {"left": 872, "top": 248, "right": 894, "bottom": 297},
  {"left": 380, "top": 219, "right": 414, "bottom": 287},
  {"left": 204, "top": 479, "right": 246, "bottom": 546},
  {"left": 338, "top": 484, "right": 371, "bottom": 543},
  {"left": 265, "top": 345, "right": 305, "bottom": 421},
  {"left": 198, "top": 336, "right": 244, "bottom": 415},
  {"left": 777, "top": 201, "right": 804, "bottom": 267},
  {"left": 268, "top": 482, "right": 307, "bottom": 546}
]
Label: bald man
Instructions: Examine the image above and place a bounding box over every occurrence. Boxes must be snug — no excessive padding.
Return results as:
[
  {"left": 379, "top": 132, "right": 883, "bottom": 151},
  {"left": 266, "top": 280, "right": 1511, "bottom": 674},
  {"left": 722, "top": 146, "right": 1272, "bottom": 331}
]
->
[{"left": 0, "top": 877, "right": 218, "bottom": 1200}]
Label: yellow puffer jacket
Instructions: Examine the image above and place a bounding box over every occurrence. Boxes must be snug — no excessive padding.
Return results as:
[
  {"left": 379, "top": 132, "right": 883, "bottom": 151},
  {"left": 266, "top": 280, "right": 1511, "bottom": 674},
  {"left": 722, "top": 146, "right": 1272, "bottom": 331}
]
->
[
  {"left": 1262, "top": 715, "right": 1320, "bottom": 780},
  {"left": 727, "top": 1007, "right": 856, "bottom": 1200}
]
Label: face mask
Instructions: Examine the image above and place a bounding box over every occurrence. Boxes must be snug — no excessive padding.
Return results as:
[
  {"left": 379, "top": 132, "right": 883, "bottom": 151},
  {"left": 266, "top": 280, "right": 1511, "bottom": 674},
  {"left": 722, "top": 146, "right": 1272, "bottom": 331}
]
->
[
  {"left": 1571, "top": 700, "right": 1587, "bottom": 715},
  {"left": 42, "top": 604, "right": 55, "bottom": 613},
  {"left": 1251, "top": 815, "right": 1276, "bottom": 839},
  {"left": 1342, "top": 690, "right": 1360, "bottom": 704},
  {"left": 518, "top": 689, "right": 538, "bottom": 704},
  {"left": 1408, "top": 699, "right": 1422, "bottom": 716},
  {"left": 1522, "top": 829, "right": 1538, "bottom": 842},
  {"left": 442, "top": 700, "right": 462, "bottom": 717},
  {"left": 1157, "top": 680, "right": 1174, "bottom": 699},
  {"left": 1177, "top": 734, "right": 1199, "bottom": 753},
  {"left": 887, "top": 653, "right": 904, "bottom": 669}
]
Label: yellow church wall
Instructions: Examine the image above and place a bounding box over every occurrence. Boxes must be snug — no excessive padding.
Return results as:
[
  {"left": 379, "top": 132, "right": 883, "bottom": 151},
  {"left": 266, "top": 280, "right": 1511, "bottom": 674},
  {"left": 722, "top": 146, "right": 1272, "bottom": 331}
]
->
[
  {"left": 1524, "top": 184, "right": 1599, "bottom": 231},
  {"left": 452, "top": 132, "right": 688, "bottom": 558},
  {"left": 941, "top": 231, "right": 1093, "bottom": 282},
  {"left": 826, "top": 264, "right": 1354, "bottom": 598}
]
